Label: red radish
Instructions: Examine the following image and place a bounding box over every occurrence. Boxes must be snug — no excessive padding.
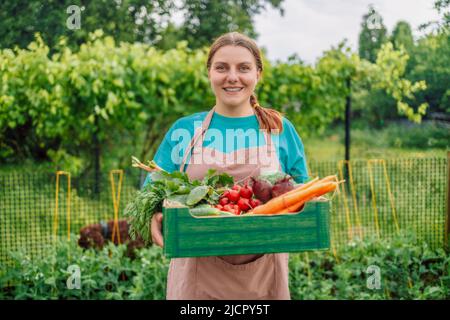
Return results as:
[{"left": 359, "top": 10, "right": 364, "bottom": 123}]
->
[
  {"left": 216, "top": 204, "right": 223, "bottom": 210},
  {"left": 223, "top": 204, "right": 233, "bottom": 212},
  {"left": 219, "top": 197, "right": 229, "bottom": 206},
  {"left": 237, "top": 198, "right": 251, "bottom": 211},
  {"left": 233, "top": 204, "right": 241, "bottom": 215},
  {"left": 249, "top": 198, "right": 262, "bottom": 208},
  {"left": 222, "top": 190, "right": 230, "bottom": 198},
  {"left": 228, "top": 190, "right": 240, "bottom": 203},
  {"left": 232, "top": 185, "right": 241, "bottom": 191},
  {"left": 239, "top": 185, "right": 253, "bottom": 199}
]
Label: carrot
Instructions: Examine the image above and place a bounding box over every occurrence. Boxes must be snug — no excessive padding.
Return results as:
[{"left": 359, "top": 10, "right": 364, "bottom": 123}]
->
[
  {"left": 277, "top": 179, "right": 339, "bottom": 214},
  {"left": 249, "top": 181, "right": 337, "bottom": 214},
  {"left": 319, "top": 175, "right": 338, "bottom": 183},
  {"left": 270, "top": 177, "right": 320, "bottom": 201},
  {"left": 270, "top": 185, "right": 337, "bottom": 215},
  {"left": 277, "top": 203, "right": 305, "bottom": 214},
  {"left": 272, "top": 177, "right": 320, "bottom": 200},
  {"left": 279, "top": 175, "right": 336, "bottom": 199},
  {"left": 288, "top": 179, "right": 344, "bottom": 214}
]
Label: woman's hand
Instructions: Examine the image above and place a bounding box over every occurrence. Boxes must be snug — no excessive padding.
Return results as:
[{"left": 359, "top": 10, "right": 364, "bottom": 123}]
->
[{"left": 151, "top": 212, "right": 164, "bottom": 247}]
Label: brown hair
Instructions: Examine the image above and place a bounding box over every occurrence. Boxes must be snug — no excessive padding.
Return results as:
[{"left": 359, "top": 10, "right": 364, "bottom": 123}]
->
[{"left": 206, "top": 32, "right": 283, "bottom": 133}]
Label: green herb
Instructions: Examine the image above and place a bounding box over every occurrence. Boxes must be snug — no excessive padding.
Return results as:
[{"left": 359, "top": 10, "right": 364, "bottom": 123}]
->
[{"left": 124, "top": 163, "right": 234, "bottom": 245}]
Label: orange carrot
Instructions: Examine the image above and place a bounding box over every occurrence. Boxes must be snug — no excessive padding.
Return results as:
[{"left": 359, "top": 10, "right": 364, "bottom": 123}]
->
[
  {"left": 249, "top": 181, "right": 337, "bottom": 214},
  {"left": 278, "top": 184, "right": 338, "bottom": 214},
  {"left": 280, "top": 175, "right": 336, "bottom": 199},
  {"left": 280, "top": 177, "right": 320, "bottom": 198},
  {"left": 277, "top": 203, "right": 305, "bottom": 214},
  {"left": 319, "top": 175, "right": 338, "bottom": 183}
]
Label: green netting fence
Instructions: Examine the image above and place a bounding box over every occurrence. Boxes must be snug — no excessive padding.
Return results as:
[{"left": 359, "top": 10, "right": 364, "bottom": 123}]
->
[
  {"left": 0, "top": 157, "right": 448, "bottom": 265},
  {"left": 308, "top": 158, "right": 448, "bottom": 250}
]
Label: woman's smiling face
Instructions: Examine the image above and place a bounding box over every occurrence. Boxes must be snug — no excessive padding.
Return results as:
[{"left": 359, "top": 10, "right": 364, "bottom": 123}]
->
[{"left": 208, "top": 45, "right": 261, "bottom": 109}]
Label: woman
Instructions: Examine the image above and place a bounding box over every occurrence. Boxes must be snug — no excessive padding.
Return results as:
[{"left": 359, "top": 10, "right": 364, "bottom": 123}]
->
[{"left": 145, "top": 32, "right": 309, "bottom": 300}]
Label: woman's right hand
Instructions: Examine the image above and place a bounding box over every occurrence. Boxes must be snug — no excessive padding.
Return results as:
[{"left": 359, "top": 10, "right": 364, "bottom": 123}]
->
[{"left": 151, "top": 212, "right": 164, "bottom": 248}]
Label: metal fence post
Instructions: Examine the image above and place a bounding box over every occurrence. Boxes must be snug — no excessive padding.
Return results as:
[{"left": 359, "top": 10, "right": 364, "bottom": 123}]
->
[
  {"left": 445, "top": 151, "right": 450, "bottom": 252},
  {"left": 345, "top": 76, "right": 351, "bottom": 162}
]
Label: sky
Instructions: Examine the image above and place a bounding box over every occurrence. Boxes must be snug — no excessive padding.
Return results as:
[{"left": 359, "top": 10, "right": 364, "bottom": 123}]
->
[{"left": 252, "top": 0, "right": 441, "bottom": 64}]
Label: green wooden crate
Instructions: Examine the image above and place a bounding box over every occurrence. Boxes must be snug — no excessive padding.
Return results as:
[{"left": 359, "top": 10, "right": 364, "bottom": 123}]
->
[{"left": 162, "top": 200, "right": 330, "bottom": 258}]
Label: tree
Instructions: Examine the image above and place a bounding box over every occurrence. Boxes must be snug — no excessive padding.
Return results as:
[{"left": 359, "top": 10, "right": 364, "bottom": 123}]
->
[
  {"left": 0, "top": 1, "right": 285, "bottom": 52},
  {"left": 406, "top": 0, "right": 450, "bottom": 114},
  {"left": 357, "top": 6, "right": 393, "bottom": 125},
  {"left": 358, "top": 5, "right": 388, "bottom": 63},
  {"left": 1, "top": 33, "right": 427, "bottom": 168},
  {"left": 179, "top": 0, "right": 284, "bottom": 49},
  {"left": 153, "top": 21, "right": 185, "bottom": 50},
  {"left": 420, "top": 0, "right": 450, "bottom": 32},
  {"left": 391, "top": 21, "right": 414, "bottom": 53},
  {"left": 408, "top": 32, "right": 450, "bottom": 114},
  {"left": 434, "top": 0, "right": 450, "bottom": 29},
  {"left": 0, "top": 0, "right": 175, "bottom": 49}
]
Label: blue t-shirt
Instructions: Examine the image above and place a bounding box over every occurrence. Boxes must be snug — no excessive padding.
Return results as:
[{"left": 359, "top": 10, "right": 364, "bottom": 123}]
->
[{"left": 143, "top": 111, "right": 309, "bottom": 187}]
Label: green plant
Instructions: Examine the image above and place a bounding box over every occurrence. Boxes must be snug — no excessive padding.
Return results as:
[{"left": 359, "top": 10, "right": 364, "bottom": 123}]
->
[
  {"left": 0, "top": 32, "right": 428, "bottom": 167},
  {"left": 289, "top": 232, "right": 450, "bottom": 300},
  {"left": 0, "top": 236, "right": 169, "bottom": 300},
  {"left": 124, "top": 166, "right": 234, "bottom": 244},
  {"left": 1, "top": 232, "right": 448, "bottom": 300}
]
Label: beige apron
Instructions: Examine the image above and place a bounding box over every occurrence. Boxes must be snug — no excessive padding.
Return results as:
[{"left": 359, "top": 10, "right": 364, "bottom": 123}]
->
[{"left": 166, "top": 107, "right": 291, "bottom": 300}]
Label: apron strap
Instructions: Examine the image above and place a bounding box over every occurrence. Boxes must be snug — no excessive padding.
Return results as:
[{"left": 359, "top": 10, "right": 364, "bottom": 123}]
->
[
  {"left": 179, "top": 108, "right": 215, "bottom": 172},
  {"left": 178, "top": 107, "right": 275, "bottom": 173}
]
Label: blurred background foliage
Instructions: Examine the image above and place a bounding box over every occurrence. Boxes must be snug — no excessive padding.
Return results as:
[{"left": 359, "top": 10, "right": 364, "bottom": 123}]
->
[{"left": 0, "top": 0, "right": 448, "bottom": 177}]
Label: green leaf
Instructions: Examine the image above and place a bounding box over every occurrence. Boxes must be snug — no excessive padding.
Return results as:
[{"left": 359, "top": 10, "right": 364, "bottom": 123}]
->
[
  {"left": 186, "top": 186, "right": 210, "bottom": 206},
  {"left": 44, "top": 277, "right": 56, "bottom": 286}
]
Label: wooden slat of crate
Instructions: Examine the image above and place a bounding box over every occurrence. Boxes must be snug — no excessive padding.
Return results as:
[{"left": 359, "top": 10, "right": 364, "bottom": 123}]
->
[{"left": 163, "top": 201, "right": 330, "bottom": 258}]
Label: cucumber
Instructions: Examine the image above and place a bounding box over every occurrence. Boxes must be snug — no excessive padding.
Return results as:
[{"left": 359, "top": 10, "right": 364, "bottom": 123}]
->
[
  {"left": 189, "top": 206, "right": 221, "bottom": 217},
  {"left": 217, "top": 210, "right": 235, "bottom": 216}
]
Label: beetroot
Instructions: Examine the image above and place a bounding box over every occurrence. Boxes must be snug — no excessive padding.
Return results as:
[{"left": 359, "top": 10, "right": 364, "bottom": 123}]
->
[
  {"left": 271, "top": 176, "right": 295, "bottom": 198},
  {"left": 250, "top": 177, "right": 273, "bottom": 203}
]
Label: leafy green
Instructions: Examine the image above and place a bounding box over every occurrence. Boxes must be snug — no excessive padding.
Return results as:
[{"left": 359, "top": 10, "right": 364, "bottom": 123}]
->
[
  {"left": 186, "top": 186, "right": 210, "bottom": 206},
  {"left": 123, "top": 170, "right": 234, "bottom": 245},
  {"left": 1, "top": 233, "right": 448, "bottom": 300},
  {"left": 202, "top": 169, "right": 234, "bottom": 187},
  {"left": 258, "top": 171, "right": 292, "bottom": 185}
]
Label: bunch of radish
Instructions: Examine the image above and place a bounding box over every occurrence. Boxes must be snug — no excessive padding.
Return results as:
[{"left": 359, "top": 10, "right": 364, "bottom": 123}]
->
[{"left": 214, "top": 184, "right": 262, "bottom": 215}]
